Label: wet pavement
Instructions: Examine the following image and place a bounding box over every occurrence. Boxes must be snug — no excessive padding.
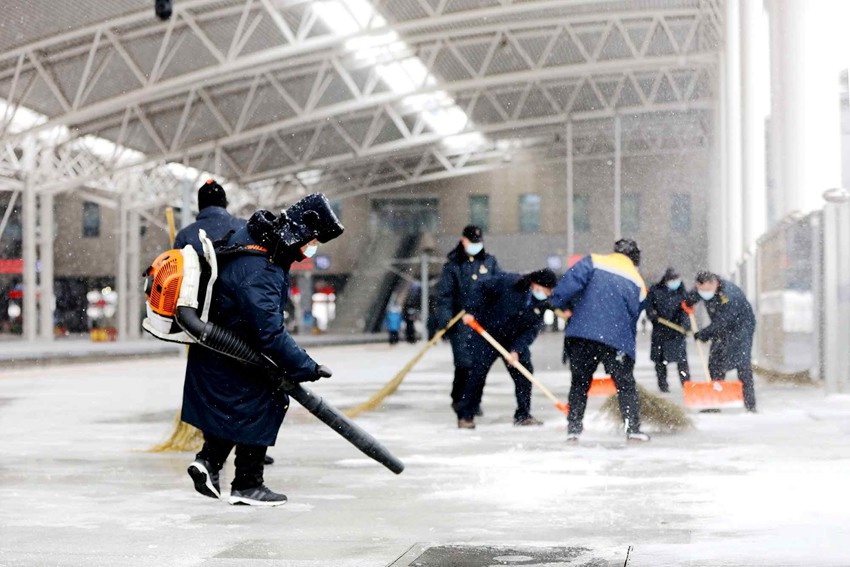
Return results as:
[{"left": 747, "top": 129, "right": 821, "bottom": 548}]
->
[{"left": 1, "top": 332, "right": 849, "bottom": 566}]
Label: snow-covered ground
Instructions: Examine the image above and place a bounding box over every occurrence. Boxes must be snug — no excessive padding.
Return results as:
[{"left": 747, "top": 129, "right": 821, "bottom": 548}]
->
[{"left": 1, "top": 333, "right": 848, "bottom": 566}]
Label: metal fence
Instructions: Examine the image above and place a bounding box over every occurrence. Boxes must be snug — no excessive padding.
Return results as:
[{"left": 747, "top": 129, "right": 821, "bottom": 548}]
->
[{"left": 732, "top": 199, "right": 850, "bottom": 392}]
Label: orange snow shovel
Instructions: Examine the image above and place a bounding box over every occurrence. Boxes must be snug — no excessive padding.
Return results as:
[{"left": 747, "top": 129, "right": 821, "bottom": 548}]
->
[
  {"left": 682, "top": 308, "right": 744, "bottom": 410},
  {"left": 465, "top": 317, "right": 570, "bottom": 415}
]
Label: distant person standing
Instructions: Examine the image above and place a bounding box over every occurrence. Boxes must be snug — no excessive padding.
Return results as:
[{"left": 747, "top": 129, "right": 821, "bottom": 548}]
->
[
  {"left": 174, "top": 179, "right": 246, "bottom": 254},
  {"left": 549, "top": 239, "right": 650, "bottom": 443},
  {"left": 385, "top": 303, "right": 402, "bottom": 345},
  {"left": 436, "top": 225, "right": 501, "bottom": 412},
  {"left": 646, "top": 268, "right": 691, "bottom": 392},
  {"left": 685, "top": 271, "right": 758, "bottom": 412}
]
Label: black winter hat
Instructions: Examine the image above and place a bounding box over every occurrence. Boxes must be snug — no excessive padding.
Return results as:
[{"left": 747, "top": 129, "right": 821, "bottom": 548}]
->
[
  {"left": 527, "top": 268, "right": 558, "bottom": 289},
  {"left": 660, "top": 267, "right": 680, "bottom": 283},
  {"left": 198, "top": 179, "right": 227, "bottom": 210},
  {"left": 614, "top": 238, "right": 641, "bottom": 267},
  {"left": 462, "top": 224, "right": 483, "bottom": 243}
]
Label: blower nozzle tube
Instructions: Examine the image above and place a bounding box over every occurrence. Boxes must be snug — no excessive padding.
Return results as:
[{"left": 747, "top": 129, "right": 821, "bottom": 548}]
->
[{"left": 174, "top": 306, "right": 404, "bottom": 474}]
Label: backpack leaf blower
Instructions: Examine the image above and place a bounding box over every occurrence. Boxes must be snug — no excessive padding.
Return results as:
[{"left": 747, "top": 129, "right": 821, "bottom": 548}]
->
[{"left": 143, "top": 230, "right": 404, "bottom": 474}]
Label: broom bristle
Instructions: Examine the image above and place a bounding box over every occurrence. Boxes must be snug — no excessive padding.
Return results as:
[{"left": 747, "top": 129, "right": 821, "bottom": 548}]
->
[
  {"left": 599, "top": 383, "right": 693, "bottom": 432},
  {"left": 148, "top": 411, "right": 203, "bottom": 452},
  {"left": 752, "top": 364, "right": 814, "bottom": 385}
]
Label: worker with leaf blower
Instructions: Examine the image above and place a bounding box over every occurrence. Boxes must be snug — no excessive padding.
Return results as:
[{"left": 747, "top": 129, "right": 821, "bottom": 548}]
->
[
  {"left": 646, "top": 267, "right": 691, "bottom": 393},
  {"left": 182, "top": 194, "right": 343, "bottom": 506},
  {"left": 436, "top": 225, "right": 502, "bottom": 414},
  {"left": 683, "top": 270, "right": 757, "bottom": 412},
  {"left": 455, "top": 269, "right": 557, "bottom": 429},
  {"left": 548, "top": 239, "right": 651, "bottom": 443}
]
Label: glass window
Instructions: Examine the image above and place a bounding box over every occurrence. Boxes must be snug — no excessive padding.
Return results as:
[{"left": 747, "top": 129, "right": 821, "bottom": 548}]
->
[
  {"left": 469, "top": 195, "right": 489, "bottom": 231},
  {"left": 621, "top": 193, "right": 640, "bottom": 235},
  {"left": 671, "top": 193, "right": 691, "bottom": 233},
  {"left": 573, "top": 195, "right": 590, "bottom": 233},
  {"left": 519, "top": 194, "right": 541, "bottom": 233},
  {"left": 83, "top": 202, "right": 100, "bottom": 238}
]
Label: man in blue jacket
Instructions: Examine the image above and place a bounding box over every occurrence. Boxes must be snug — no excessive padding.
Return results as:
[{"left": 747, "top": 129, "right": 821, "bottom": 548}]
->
[
  {"left": 549, "top": 239, "right": 650, "bottom": 442},
  {"left": 174, "top": 179, "right": 246, "bottom": 254},
  {"left": 456, "top": 269, "right": 557, "bottom": 429},
  {"left": 183, "top": 194, "right": 342, "bottom": 506},
  {"left": 687, "top": 271, "right": 757, "bottom": 412},
  {"left": 436, "top": 225, "right": 501, "bottom": 413}
]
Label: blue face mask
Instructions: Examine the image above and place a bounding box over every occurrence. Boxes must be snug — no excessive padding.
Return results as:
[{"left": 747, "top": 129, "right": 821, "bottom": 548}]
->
[
  {"left": 303, "top": 244, "right": 318, "bottom": 258},
  {"left": 532, "top": 288, "right": 549, "bottom": 301},
  {"left": 666, "top": 279, "right": 682, "bottom": 291},
  {"left": 698, "top": 289, "right": 715, "bottom": 301},
  {"left": 464, "top": 242, "right": 483, "bottom": 256}
]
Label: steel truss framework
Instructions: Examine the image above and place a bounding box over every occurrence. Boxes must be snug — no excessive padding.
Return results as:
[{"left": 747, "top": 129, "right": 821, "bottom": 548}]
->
[{"left": 0, "top": 0, "right": 720, "bottom": 212}]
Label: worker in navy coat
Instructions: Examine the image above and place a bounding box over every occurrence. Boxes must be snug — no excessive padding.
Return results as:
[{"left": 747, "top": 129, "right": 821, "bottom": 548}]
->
[
  {"left": 435, "top": 225, "right": 501, "bottom": 412},
  {"left": 182, "top": 194, "right": 342, "bottom": 506},
  {"left": 455, "top": 269, "right": 557, "bottom": 429}
]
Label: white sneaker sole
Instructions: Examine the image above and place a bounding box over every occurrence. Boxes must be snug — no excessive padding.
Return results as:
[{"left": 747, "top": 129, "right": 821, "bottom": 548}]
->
[
  {"left": 228, "top": 496, "right": 288, "bottom": 507},
  {"left": 188, "top": 462, "right": 220, "bottom": 499}
]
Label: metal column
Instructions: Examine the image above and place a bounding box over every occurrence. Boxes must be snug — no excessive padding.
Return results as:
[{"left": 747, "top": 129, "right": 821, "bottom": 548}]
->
[
  {"left": 38, "top": 192, "right": 54, "bottom": 340},
  {"left": 127, "top": 205, "right": 142, "bottom": 339},
  {"left": 420, "top": 250, "right": 429, "bottom": 334},
  {"left": 725, "top": 0, "right": 743, "bottom": 268},
  {"left": 116, "top": 194, "right": 129, "bottom": 342},
  {"left": 613, "top": 115, "right": 621, "bottom": 241},
  {"left": 21, "top": 140, "right": 37, "bottom": 341},
  {"left": 740, "top": 0, "right": 768, "bottom": 250},
  {"left": 565, "top": 121, "right": 574, "bottom": 256}
]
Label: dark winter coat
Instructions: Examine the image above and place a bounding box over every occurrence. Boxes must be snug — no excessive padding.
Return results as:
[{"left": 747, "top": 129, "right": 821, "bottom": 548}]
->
[
  {"left": 646, "top": 282, "right": 690, "bottom": 363},
  {"left": 436, "top": 244, "right": 501, "bottom": 367},
  {"left": 688, "top": 279, "right": 755, "bottom": 368},
  {"left": 466, "top": 273, "right": 546, "bottom": 354},
  {"left": 173, "top": 206, "right": 246, "bottom": 255},
  {"left": 181, "top": 226, "right": 317, "bottom": 446},
  {"left": 549, "top": 253, "right": 647, "bottom": 361}
]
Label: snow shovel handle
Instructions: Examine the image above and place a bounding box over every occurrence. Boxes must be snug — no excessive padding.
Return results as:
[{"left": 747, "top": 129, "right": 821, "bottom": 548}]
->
[
  {"left": 657, "top": 317, "right": 688, "bottom": 335},
  {"left": 465, "top": 317, "right": 565, "bottom": 409},
  {"left": 688, "top": 312, "right": 712, "bottom": 382}
]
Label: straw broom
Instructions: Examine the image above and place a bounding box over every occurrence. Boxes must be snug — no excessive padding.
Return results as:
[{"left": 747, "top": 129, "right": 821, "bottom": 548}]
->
[
  {"left": 599, "top": 383, "right": 693, "bottom": 432},
  {"left": 148, "top": 207, "right": 204, "bottom": 453},
  {"left": 596, "top": 316, "right": 693, "bottom": 432},
  {"left": 345, "top": 310, "right": 466, "bottom": 418}
]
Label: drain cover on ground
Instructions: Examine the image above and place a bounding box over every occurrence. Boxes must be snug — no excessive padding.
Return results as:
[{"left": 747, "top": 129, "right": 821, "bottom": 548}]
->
[{"left": 390, "top": 544, "right": 605, "bottom": 567}]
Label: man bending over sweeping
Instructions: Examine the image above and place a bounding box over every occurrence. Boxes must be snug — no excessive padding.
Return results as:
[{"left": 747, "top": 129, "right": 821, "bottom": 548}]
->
[
  {"left": 548, "top": 239, "right": 651, "bottom": 443},
  {"left": 684, "top": 271, "right": 757, "bottom": 413},
  {"left": 183, "top": 194, "right": 343, "bottom": 506},
  {"left": 455, "top": 269, "right": 557, "bottom": 429}
]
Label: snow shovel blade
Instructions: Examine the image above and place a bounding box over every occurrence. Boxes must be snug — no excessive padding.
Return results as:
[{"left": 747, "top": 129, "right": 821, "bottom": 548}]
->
[
  {"left": 588, "top": 376, "right": 617, "bottom": 397},
  {"left": 682, "top": 380, "right": 744, "bottom": 410}
]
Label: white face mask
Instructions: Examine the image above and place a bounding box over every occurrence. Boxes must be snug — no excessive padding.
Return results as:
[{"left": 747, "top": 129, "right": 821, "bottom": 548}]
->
[
  {"left": 464, "top": 242, "right": 483, "bottom": 256},
  {"left": 532, "top": 288, "right": 549, "bottom": 301},
  {"left": 698, "top": 289, "right": 715, "bottom": 301},
  {"left": 303, "top": 244, "right": 318, "bottom": 258},
  {"left": 666, "top": 279, "right": 682, "bottom": 290}
]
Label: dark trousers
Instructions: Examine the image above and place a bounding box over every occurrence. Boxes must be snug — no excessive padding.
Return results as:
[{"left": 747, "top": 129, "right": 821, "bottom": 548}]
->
[
  {"left": 655, "top": 360, "right": 690, "bottom": 390},
  {"left": 388, "top": 330, "right": 399, "bottom": 345},
  {"left": 197, "top": 433, "right": 267, "bottom": 490},
  {"left": 708, "top": 337, "right": 757, "bottom": 411},
  {"left": 456, "top": 335, "right": 533, "bottom": 421},
  {"left": 566, "top": 337, "right": 641, "bottom": 434},
  {"left": 450, "top": 367, "right": 470, "bottom": 407}
]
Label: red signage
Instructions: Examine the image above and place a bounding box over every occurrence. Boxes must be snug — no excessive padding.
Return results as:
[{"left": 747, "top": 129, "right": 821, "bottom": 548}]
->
[
  {"left": 0, "top": 259, "right": 23, "bottom": 274},
  {"left": 289, "top": 257, "right": 315, "bottom": 271}
]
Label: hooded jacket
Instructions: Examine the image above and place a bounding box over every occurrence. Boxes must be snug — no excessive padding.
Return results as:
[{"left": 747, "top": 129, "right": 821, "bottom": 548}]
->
[{"left": 173, "top": 206, "right": 246, "bottom": 255}]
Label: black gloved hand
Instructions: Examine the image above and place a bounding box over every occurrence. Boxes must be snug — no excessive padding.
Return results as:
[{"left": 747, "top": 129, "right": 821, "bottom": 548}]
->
[{"left": 693, "top": 330, "right": 707, "bottom": 342}]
